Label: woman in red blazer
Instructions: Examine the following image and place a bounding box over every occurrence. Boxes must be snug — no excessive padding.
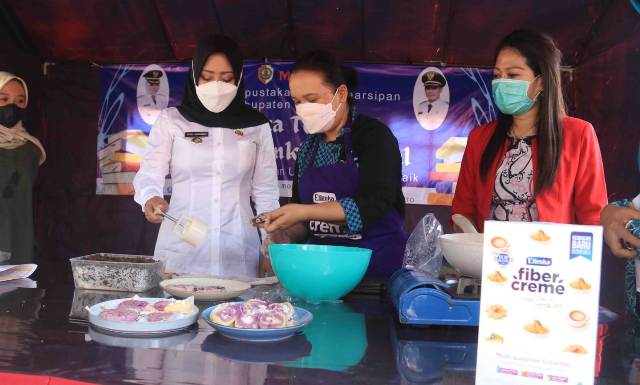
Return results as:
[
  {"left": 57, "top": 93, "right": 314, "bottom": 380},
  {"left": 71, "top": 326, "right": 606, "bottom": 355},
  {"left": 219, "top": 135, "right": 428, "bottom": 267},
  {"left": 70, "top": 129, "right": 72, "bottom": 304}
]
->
[{"left": 451, "top": 29, "right": 607, "bottom": 232}]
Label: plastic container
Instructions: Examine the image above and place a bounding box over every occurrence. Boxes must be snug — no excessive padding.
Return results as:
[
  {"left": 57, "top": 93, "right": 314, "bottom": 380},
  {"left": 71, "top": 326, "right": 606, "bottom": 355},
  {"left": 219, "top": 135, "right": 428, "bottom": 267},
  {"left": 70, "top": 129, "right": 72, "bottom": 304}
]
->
[
  {"left": 70, "top": 253, "right": 165, "bottom": 292},
  {"left": 269, "top": 244, "right": 371, "bottom": 301},
  {"left": 172, "top": 215, "right": 207, "bottom": 247}
]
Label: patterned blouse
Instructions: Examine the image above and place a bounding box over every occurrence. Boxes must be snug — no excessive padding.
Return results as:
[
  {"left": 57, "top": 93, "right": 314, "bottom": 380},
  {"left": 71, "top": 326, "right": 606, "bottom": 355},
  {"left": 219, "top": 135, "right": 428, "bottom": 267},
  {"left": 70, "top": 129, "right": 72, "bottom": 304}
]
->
[{"left": 489, "top": 136, "right": 539, "bottom": 222}]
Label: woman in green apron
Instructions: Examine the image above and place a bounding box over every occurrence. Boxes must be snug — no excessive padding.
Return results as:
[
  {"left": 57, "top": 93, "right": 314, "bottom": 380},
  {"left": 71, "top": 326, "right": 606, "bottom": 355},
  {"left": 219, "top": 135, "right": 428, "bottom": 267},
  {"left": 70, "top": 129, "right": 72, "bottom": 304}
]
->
[{"left": 0, "top": 72, "right": 46, "bottom": 264}]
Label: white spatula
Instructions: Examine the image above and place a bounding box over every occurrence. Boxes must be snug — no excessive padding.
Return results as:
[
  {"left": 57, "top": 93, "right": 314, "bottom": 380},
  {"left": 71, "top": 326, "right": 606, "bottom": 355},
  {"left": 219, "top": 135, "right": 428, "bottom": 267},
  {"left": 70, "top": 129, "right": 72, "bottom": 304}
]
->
[{"left": 451, "top": 214, "right": 479, "bottom": 233}]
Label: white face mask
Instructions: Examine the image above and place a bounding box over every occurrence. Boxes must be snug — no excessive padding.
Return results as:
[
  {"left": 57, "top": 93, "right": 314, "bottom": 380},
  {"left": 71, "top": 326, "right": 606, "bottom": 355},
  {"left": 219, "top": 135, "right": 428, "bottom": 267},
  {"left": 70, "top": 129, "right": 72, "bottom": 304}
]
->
[
  {"left": 193, "top": 66, "right": 241, "bottom": 113},
  {"left": 296, "top": 89, "right": 342, "bottom": 135}
]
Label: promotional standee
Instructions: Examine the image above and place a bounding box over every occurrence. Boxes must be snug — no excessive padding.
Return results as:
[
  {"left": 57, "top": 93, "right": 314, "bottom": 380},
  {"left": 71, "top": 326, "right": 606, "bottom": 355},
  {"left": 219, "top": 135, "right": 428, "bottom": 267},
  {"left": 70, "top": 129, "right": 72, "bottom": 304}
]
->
[{"left": 476, "top": 221, "right": 602, "bottom": 385}]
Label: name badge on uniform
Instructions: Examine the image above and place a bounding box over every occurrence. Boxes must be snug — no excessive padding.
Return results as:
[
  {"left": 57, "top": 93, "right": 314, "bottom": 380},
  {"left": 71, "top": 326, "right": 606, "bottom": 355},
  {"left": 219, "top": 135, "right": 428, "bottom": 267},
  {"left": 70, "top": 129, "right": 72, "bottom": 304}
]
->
[{"left": 185, "top": 131, "right": 208, "bottom": 144}]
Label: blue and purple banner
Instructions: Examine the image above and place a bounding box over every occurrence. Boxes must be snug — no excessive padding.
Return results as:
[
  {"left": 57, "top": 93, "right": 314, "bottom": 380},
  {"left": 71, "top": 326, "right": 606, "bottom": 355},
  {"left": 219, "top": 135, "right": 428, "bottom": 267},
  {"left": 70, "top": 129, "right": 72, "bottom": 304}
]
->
[{"left": 97, "top": 61, "right": 495, "bottom": 205}]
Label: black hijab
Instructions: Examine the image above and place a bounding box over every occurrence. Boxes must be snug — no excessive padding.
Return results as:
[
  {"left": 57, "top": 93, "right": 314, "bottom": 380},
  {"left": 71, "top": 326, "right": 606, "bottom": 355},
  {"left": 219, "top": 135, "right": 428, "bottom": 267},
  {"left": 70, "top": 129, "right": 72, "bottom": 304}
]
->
[{"left": 177, "top": 35, "right": 268, "bottom": 128}]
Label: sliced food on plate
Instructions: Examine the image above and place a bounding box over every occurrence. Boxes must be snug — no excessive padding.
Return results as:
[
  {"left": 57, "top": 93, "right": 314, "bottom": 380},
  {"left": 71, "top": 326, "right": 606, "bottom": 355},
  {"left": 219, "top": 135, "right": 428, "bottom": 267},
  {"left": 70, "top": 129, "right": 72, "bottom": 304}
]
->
[
  {"left": 201, "top": 299, "right": 313, "bottom": 342},
  {"left": 160, "top": 277, "right": 250, "bottom": 301},
  {"left": 87, "top": 296, "right": 199, "bottom": 335},
  {"left": 165, "top": 284, "right": 226, "bottom": 292},
  {"left": 94, "top": 296, "right": 197, "bottom": 323},
  {"left": 209, "top": 299, "right": 295, "bottom": 329}
]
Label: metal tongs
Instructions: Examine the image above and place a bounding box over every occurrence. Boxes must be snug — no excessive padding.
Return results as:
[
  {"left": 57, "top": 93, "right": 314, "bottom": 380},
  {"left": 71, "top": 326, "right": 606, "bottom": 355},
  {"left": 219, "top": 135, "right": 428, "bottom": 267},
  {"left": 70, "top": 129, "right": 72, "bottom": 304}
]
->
[{"left": 251, "top": 213, "right": 267, "bottom": 226}]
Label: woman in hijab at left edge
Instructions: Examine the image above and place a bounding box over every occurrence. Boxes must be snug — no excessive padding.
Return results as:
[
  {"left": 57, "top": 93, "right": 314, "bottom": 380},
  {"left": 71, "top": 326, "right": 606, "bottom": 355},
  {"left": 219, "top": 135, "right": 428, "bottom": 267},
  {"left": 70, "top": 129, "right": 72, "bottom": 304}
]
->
[
  {"left": 0, "top": 71, "right": 46, "bottom": 264},
  {"left": 133, "top": 35, "right": 280, "bottom": 277}
]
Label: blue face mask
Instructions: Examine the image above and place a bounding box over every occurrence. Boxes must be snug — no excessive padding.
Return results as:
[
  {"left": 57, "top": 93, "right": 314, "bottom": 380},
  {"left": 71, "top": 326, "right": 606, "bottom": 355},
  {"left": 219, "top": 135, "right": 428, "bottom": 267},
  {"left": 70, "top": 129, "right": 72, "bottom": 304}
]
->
[{"left": 492, "top": 77, "right": 540, "bottom": 116}]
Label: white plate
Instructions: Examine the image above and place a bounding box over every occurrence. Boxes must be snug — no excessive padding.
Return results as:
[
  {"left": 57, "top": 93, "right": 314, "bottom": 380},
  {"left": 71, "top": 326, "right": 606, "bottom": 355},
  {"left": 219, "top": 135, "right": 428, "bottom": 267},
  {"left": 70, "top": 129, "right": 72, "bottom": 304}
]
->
[
  {"left": 87, "top": 325, "right": 198, "bottom": 348},
  {"left": 166, "top": 273, "right": 279, "bottom": 287},
  {"left": 160, "top": 278, "right": 251, "bottom": 301},
  {"left": 248, "top": 276, "right": 279, "bottom": 286},
  {"left": 87, "top": 297, "right": 198, "bottom": 335},
  {"left": 202, "top": 303, "right": 313, "bottom": 342}
]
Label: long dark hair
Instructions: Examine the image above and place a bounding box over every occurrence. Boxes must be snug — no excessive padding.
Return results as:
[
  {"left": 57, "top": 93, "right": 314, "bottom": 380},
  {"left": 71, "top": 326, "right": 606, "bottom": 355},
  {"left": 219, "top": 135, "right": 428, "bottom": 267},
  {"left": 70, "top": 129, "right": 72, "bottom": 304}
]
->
[
  {"left": 290, "top": 50, "right": 358, "bottom": 111},
  {"left": 480, "top": 29, "right": 566, "bottom": 193}
]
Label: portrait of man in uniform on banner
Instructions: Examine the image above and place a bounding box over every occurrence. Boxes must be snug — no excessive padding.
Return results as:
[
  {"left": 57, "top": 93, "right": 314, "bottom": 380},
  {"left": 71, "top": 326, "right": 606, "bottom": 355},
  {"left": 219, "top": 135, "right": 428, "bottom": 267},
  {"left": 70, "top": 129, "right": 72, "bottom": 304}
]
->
[
  {"left": 413, "top": 67, "right": 450, "bottom": 131},
  {"left": 137, "top": 64, "right": 170, "bottom": 125}
]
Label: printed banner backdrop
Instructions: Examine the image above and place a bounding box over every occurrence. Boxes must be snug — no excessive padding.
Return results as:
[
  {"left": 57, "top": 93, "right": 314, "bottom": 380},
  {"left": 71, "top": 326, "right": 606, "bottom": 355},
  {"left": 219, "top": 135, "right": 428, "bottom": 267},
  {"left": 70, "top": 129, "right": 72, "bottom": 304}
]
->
[{"left": 97, "top": 62, "right": 495, "bottom": 205}]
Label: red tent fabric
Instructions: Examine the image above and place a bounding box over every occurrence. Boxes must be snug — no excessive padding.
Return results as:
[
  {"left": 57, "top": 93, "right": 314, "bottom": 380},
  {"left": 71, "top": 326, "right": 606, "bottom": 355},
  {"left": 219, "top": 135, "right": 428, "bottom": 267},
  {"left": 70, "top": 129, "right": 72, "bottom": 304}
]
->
[
  {"left": 0, "top": 0, "right": 637, "bottom": 65},
  {"left": 0, "top": 373, "right": 99, "bottom": 385}
]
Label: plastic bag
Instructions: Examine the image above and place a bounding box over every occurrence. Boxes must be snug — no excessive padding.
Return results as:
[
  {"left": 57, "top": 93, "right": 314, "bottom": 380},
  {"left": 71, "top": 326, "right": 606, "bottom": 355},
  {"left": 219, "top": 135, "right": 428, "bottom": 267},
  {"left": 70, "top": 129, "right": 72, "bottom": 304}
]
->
[{"left": 402, "top": 213, "right": 443, "bottom": 278}]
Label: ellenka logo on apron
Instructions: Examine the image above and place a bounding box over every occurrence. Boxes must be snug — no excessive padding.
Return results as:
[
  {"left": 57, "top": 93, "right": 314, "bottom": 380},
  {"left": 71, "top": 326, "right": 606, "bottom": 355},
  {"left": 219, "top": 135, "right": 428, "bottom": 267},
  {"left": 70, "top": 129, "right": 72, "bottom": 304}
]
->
[
  {"left": 313, "top": 192, "right": 336, "bottom": 203},
  {"left": 309, "top": 191, "right": 362, "bottom": 239}
]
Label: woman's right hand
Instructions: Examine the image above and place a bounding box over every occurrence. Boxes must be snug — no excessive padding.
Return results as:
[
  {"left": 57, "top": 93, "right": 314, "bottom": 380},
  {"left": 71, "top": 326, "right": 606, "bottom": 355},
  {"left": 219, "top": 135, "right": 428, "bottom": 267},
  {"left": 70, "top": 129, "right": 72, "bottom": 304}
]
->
[
  {"left": 144, "top": 196, "right": 169, "bottom": 224},
  {"left": 601, "top": 204, "right": 640, "bottom": 258}
]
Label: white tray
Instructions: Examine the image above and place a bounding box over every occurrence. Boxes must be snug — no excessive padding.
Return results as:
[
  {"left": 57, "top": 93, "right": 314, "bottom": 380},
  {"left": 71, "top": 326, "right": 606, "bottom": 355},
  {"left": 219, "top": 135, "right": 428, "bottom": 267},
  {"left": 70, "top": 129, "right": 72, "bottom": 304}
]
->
[{"left": 160, "top": 278, "right": 250, "bottom": 301}]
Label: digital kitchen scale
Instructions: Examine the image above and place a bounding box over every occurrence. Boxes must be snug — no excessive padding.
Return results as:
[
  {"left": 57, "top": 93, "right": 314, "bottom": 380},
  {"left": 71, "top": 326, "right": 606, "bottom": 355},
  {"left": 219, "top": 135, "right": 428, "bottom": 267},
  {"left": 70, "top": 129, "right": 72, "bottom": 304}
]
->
[{"left": 388, "top": 268, "right": 481, "bottom": 326}]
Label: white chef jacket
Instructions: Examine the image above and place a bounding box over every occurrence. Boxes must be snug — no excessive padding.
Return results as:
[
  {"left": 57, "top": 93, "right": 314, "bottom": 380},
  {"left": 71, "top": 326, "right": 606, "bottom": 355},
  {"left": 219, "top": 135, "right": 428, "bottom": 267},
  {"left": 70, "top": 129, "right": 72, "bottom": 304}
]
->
[
  {"left": 416, "top": 98, "right": 449, "bottom": 131},
  {"left": 133, "top": 107, "right": 280, "bottom": 277}
]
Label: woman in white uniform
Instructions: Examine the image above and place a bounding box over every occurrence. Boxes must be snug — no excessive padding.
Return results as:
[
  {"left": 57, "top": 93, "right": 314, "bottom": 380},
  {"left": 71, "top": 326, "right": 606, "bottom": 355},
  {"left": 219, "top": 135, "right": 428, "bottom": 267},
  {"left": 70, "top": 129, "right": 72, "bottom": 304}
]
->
[{"left": 133, "top": 35, "right": 279, "bottom": 277}]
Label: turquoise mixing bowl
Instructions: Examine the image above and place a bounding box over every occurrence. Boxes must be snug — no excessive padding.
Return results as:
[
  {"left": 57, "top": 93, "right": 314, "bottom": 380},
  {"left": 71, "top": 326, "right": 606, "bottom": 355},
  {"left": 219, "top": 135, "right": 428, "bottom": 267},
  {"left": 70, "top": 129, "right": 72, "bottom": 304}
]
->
[{"left": 269, "top": 244, "right": 372, "bottom": 301}]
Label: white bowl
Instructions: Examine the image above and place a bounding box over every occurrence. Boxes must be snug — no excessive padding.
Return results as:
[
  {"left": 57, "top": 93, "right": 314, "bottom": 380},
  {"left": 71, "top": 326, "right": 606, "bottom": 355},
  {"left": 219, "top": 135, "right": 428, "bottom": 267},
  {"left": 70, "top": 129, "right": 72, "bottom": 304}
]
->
[{"left": 439, "top": 233, "right": 484, "bottom": 278}]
